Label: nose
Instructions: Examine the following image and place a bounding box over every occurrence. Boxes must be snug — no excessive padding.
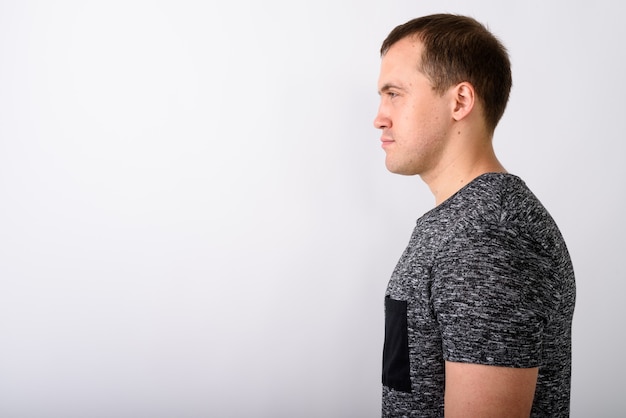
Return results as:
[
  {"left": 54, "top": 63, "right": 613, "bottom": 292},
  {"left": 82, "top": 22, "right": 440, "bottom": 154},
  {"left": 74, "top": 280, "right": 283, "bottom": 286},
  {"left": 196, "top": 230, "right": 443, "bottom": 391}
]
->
[{"left": 373, "top": 104, "right": 390, "bottom": 130}]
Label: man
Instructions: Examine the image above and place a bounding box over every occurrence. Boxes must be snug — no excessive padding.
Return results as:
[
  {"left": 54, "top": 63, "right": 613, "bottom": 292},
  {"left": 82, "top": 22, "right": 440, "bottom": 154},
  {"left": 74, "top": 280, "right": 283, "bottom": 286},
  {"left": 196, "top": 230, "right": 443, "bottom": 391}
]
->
[{"left": 374, "top": 14, "right": 576, "bottom": 417}]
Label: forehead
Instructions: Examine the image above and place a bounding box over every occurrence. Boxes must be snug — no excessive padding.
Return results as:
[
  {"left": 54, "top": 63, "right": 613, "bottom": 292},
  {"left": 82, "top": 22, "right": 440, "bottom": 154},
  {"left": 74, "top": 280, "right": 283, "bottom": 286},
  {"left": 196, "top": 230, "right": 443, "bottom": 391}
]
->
[
  {"left": 383, "top": 36, "right": 423, "bottom": 62},
  {"left": 378, "top": 37, "right": 424, "bottom": 84}
]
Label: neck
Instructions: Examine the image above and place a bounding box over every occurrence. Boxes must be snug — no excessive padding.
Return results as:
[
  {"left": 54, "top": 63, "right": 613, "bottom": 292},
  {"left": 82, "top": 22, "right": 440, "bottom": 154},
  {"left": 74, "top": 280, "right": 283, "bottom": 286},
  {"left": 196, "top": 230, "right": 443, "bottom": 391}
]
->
[{"left": 422, "top": 133, "right": 506, "bottom": 206}]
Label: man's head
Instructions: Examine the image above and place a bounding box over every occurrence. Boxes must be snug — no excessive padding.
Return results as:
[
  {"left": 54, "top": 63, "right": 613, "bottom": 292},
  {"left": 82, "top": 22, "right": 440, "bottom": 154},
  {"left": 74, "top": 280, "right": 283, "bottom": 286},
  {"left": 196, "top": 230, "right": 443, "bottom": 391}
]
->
[{"left": 380, "top": 14, "right": 512, "bottom": 133}]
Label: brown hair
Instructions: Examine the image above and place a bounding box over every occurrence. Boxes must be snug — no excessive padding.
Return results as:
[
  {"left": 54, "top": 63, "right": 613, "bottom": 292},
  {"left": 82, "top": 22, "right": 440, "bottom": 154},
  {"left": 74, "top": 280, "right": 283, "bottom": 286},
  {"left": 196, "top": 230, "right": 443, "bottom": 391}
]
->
[{"left": 381, "top": 14, "right": 512, "bottom": 132}]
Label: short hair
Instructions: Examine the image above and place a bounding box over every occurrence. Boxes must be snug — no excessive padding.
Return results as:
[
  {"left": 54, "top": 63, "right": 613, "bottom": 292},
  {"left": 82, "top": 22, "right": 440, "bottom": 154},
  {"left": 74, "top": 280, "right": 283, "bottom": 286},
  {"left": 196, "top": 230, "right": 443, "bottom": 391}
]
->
[{"left": 381, "top": 14, "right": 512, "bottom": 132}]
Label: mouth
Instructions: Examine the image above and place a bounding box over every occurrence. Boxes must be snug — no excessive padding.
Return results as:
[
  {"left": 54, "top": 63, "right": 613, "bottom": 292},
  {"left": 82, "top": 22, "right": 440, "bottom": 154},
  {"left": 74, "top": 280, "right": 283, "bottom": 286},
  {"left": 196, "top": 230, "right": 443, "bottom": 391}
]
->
[{"left": 381, "top": 138, "right": 394, "bottom": 148}]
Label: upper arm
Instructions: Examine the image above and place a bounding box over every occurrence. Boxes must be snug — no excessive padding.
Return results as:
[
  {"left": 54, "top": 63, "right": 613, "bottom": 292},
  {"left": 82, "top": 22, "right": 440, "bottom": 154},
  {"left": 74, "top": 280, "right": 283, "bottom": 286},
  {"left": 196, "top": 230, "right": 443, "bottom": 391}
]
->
[
  {"left": 434, "top": 224, "right": 554, "bottom": 416},
  {"left": 433, "top": 226, "right": 554, "bottom": 368},
  {"left": 444, "top": 361, "right": 538, "bottom": 418}
]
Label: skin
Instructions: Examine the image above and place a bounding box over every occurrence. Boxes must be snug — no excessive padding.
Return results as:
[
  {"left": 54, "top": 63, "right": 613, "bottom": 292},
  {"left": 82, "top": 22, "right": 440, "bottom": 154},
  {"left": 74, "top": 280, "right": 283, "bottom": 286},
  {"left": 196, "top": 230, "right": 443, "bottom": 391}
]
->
[
  {"left": 374, "top": 37, "right": 507, "bottom": 205},
  {"left": 445, "top": 362, "right": 538, "bottom": 417},
  {"left": 374, "top": 37, "right": 539, "bottom": 416}
]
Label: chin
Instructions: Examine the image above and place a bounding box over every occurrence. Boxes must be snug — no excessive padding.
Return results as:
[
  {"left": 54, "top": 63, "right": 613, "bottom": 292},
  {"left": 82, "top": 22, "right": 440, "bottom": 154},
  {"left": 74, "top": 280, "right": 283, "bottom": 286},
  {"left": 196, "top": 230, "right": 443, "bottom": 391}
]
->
[
  {"left": 385, "top": 161, "right": 415, "bottom": 175},
  {"left": 386, "top": 165, "right": 419, "bottom": 176}
]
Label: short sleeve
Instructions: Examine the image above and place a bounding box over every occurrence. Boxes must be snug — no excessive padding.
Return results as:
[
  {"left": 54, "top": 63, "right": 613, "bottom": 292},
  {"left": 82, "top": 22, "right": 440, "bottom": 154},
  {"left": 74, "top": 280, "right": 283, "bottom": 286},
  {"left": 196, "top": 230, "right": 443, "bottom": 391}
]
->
[{"left": 431, "top": 222, "right": 559, "bottom": 368}]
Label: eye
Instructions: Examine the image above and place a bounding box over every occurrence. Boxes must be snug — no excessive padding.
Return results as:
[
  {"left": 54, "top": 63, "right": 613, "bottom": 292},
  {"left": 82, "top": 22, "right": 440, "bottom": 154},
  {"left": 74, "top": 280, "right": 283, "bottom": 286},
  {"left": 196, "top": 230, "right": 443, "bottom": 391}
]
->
[{"left": 387, "top": 91, "right": 399, "bottom": 99}]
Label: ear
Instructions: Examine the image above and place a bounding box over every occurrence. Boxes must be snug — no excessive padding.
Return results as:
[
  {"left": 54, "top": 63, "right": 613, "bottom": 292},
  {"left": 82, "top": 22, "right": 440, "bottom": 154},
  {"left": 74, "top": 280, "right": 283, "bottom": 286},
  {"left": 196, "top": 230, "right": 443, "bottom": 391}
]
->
[{"left": 451, "top": 82, "right": 475, "bottom": 122}]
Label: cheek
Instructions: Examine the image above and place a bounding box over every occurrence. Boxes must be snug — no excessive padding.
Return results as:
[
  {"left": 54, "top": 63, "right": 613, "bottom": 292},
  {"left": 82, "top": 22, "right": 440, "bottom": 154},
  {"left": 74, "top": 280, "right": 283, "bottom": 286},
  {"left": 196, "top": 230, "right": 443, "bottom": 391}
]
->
[
  {"left": 395, "top": 99, "right": 447, "bottom": 143},
  {"left": 398, "top": 106, "right": 423, "bottom": 135},
  {"left": 416, "top": 103, "right": 449, "bottom": 137},
  {"left": 400, "top": 109, "right": 435, "bottom": 140}
]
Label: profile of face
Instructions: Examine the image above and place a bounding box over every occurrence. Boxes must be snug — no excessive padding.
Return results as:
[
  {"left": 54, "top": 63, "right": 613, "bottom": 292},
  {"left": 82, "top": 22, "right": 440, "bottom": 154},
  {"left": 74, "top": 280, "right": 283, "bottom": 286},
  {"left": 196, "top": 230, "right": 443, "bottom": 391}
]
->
[{"left": 374, "top": 37, "right": 456, "bottom": 177}]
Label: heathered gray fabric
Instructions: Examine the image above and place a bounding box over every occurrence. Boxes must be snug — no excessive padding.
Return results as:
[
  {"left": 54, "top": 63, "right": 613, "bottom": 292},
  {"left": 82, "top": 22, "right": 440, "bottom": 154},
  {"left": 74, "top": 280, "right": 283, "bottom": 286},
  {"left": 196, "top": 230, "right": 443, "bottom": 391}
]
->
[{"left": 382, "top": 173, "right": 576, "bottom": 417}]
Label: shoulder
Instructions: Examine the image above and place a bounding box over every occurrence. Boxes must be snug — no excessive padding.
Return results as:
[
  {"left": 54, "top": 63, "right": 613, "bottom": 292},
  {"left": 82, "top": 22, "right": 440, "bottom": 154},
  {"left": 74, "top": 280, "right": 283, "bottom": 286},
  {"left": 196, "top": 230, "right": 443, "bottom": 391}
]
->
[
  {"left": 442, "top": 173, "right": 561, "bottom": 250},
  {"left": 435, "top": 173, "right": 562, "bottom": 272},
  {"left": 446, "top": 173, "right": 541, "bottom": 224}
]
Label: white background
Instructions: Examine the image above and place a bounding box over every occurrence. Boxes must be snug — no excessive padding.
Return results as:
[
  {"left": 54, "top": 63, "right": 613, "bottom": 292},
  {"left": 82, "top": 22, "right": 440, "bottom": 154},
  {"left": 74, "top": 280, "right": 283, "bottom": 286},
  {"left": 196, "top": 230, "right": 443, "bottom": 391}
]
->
[{"left": 1, "top": 1, "right": 624, "bottom": 417}]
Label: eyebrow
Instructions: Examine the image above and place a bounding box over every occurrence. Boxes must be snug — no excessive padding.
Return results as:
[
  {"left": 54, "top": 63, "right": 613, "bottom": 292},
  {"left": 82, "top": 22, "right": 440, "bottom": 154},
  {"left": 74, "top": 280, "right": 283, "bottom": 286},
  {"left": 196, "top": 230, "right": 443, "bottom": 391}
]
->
[{"left": 378, "top": 82, "right": 406, "bottom": 95}]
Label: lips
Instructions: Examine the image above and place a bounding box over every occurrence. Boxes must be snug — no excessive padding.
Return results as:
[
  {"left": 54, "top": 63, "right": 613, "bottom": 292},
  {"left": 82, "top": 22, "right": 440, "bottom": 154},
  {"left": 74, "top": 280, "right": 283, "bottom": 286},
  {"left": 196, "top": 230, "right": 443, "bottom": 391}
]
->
[{"left": 381, "top": 137, "right": 394, "bottom": 148}]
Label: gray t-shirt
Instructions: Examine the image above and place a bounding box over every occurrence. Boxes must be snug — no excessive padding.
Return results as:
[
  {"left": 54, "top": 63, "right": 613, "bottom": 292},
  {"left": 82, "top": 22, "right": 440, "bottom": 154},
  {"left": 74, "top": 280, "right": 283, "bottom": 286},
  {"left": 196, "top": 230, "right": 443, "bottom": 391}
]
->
[{"left": 382, "top": 173, "right": 575, "bottom": 417}]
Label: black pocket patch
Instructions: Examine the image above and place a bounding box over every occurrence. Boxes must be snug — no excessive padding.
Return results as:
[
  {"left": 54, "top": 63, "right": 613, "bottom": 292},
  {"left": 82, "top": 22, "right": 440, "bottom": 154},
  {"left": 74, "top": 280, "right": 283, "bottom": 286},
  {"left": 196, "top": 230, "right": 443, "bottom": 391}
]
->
[{"left": 382, "top": 296, "right": 412, "bottom": 392}]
